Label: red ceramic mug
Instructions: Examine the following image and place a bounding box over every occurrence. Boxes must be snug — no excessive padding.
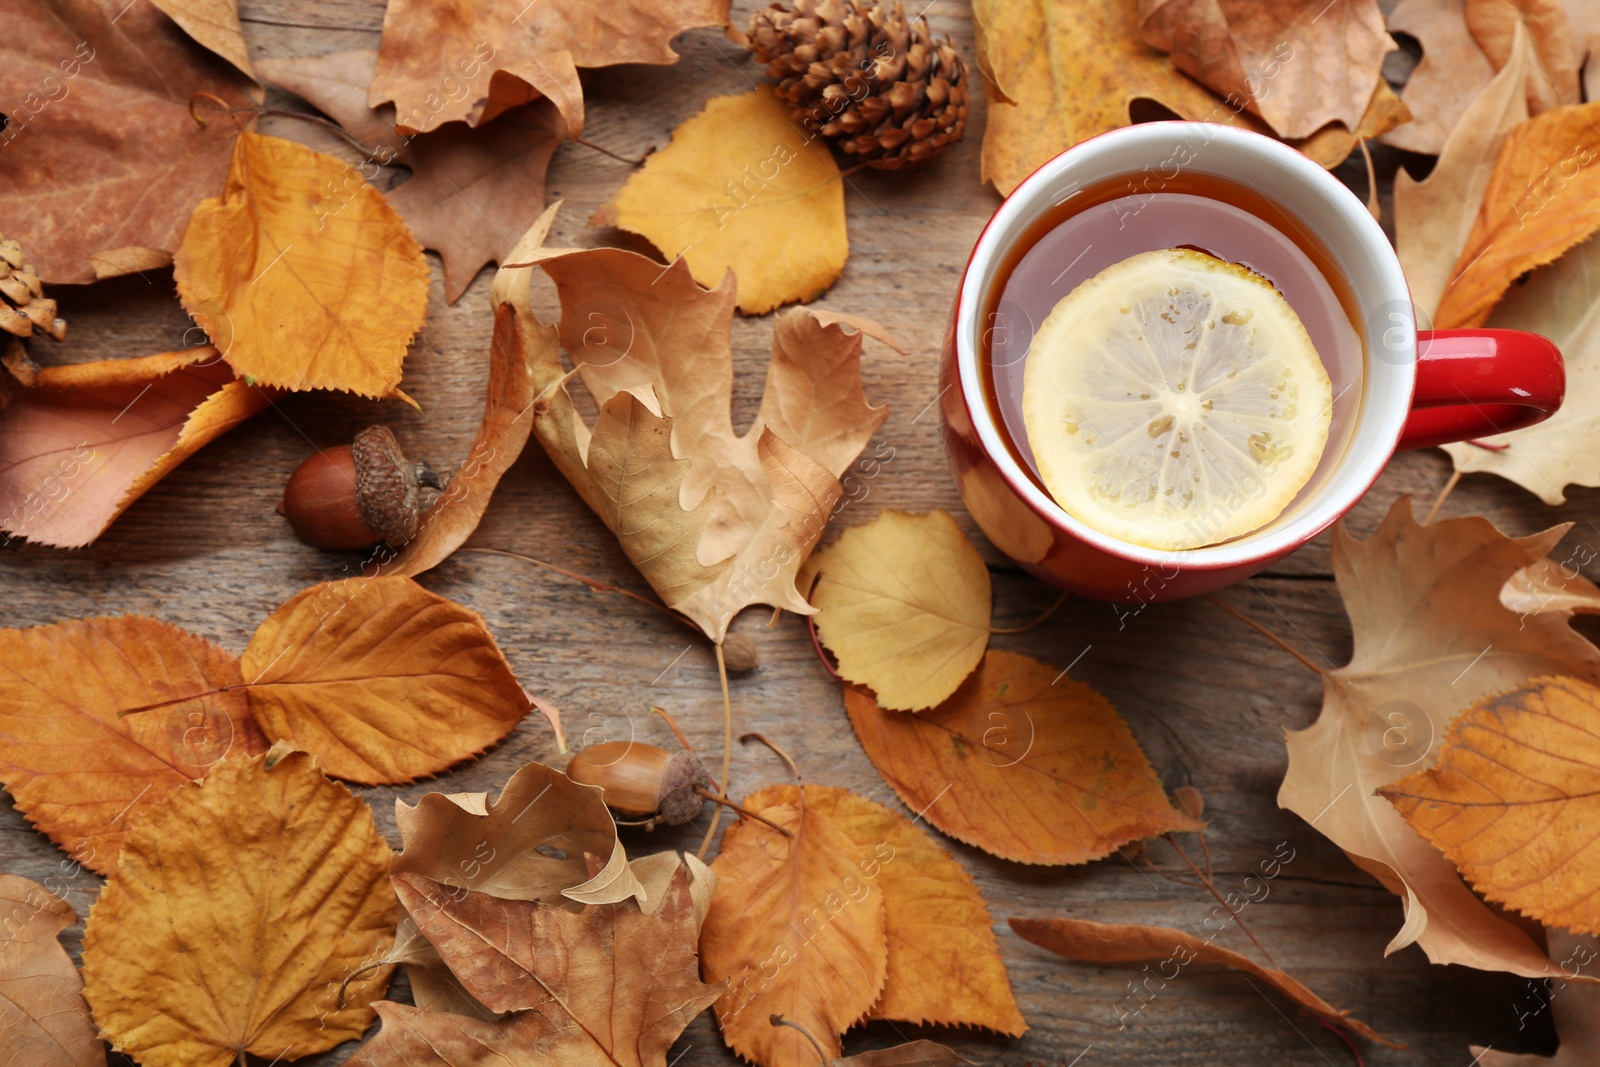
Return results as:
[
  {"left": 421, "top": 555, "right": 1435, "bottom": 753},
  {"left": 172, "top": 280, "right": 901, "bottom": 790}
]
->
[{"left": 940, "top": 122, "right": 1564, "bottom": 602}]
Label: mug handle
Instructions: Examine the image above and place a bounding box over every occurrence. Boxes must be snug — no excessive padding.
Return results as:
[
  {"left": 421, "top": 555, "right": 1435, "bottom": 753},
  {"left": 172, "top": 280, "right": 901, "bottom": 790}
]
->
[{"left": 1397, "top": 329, "right": 1566, "bottom": 451}]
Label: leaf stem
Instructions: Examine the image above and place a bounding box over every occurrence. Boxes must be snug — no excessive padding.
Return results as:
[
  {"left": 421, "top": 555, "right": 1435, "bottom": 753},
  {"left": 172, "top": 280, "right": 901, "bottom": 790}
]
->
[
  {"left": 1164, "top": 833, "right": 1280, "bottom": 971},
  {"left": 693, "top": 786, "right": 792, "bottom": 837},
  {"left": 573, "top": 136, "right": 653, "bottom": 166},
  {"left": 117, "top": 685, "right": 243, "bottom": 718},
  {"left": 769, "top": 1014, "right": 829, "bottom": 1066},
  {"left": 1204, "top": 595, "right": 1325, "bottom": 677},
  {"left": 742, "top": 732, "right": 803, "bottom": 785},
  {"left": 696, "top": 643, "right": 735, "bottom": 861},
  {"left": 990, "top": 590, "right": 1070, "bottom": 633},
  {"left": 1423, "top": 470, "right": 1461, "bottom": 525}
]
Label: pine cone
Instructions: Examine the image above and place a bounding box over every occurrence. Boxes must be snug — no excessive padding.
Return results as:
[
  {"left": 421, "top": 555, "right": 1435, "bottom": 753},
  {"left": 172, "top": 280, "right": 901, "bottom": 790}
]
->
[
  {"left": 747, "top": 0, "right": 968, "bottom": 170},
  {"left": 0, "top": 236, "right": 65, "bottom": 342}
]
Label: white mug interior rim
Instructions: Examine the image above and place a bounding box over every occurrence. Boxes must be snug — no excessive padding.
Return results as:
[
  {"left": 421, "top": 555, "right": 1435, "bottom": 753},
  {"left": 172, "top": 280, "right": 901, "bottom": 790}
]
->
[{"left": 955, "top": 122, "right": 1414, "bottom": 569}]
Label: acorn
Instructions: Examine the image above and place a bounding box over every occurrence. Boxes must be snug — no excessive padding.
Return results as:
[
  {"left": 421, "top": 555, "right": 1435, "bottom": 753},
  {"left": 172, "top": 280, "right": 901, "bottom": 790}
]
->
[
  {"left": 568, "top": 741, "right": 713, "bottom": 829},
  {"left": 277, "top": 425, "right": 442, "bottom": 550}
]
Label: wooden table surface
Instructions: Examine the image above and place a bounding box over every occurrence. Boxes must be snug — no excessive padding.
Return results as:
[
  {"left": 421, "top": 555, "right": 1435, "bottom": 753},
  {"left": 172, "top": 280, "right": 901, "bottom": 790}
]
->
[{"left": 3, "top": 1, "right": 1587, "bottom": 1063}]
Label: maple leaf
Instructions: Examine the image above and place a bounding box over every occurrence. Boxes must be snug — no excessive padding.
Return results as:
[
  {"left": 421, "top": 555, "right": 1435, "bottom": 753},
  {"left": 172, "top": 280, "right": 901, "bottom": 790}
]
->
[
  {"left": 596, "top": 88, "right": 848, "bottom": 315},
  {"left": 1278, "top": 496, "right": 1600, "bottom": 978},
  {"left": 811, "top": 509, "right": 991, "bottom": 712},
  {"left": 0, "top": 0, "right": 255, "bottom": 283},
  {"left": 149, "top": 0, "right": 256, "bottom": 83},
  {"left": 174, "top": 130, "right": 430, "bottom": 397},
  {"left": 972, "top": 0, "right": 1407, "bottom": 195},
  {"left": 367, "top": 0, "right": 728, "bottom": 137},
  {"left": 0, "top": 347, "right": 271, "bottom": 547},
  {"left": 1441, "top": 232, "right": 1600, "bottom": 503},
  {"left": 1381, "top": 0, "right": 1498, "bottom": 154},
  {"left": 0, "top": 615, "right": 267, "bottom": 875},
  {"left": 0, "top": 874, "right": 105, "bottom": 1067},
  {"left": 1139, "top": 0, "right": 1396, "bottom": 140},
  {"left": 82, "top": 750, "right": 397, "bottom": 1067},
  {"left": 1380, "top": 676, "right": 1600, "bottom": 934},
  {"left": 501, "top": 237, "right": 886, "bottom": 643},
  {"left": 241, "top": 576, "right": 531, "bottom": 784},
  {"left": 1009, "top": 917, "right": 1393, "bottom": 1046},
  {"left": 258, "top": 49, "right": 567, "bottom": 304},
  {"left": 1433, "top": 100, "right": 1600, "bottom": 330},
  {"left": 1466, "top": 0, "right": 1582, "bottom": 114},
  {"left": 845, "top": 651, "right": 1199, "bottom": 865},
  {"left": 385, "top": 865, "right": 722, "bottom": 1066},
  {"left": 1394, "top": 23, "right": 1530, "bottom": 319}
]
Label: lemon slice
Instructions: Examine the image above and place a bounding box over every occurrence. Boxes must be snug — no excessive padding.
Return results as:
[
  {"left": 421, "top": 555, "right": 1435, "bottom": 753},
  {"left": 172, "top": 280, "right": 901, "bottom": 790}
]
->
[{"left": 1021, "top": 248, "right": 1332, "bottom": 550}]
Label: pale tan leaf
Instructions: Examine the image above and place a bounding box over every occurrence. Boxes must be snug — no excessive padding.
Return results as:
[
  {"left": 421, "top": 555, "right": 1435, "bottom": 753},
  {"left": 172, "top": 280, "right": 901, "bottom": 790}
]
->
[
  {"left": 1382, "top": 0, "right": 1498, "bottom": 155},
  {"left": 1467, "top": 0, "right": 1581, "bottom": 113},
  {"left": 148, "top": 0, "right": 256, "bottom": 82},
  {"left": 0, "top": 874, "right": 104, "bottom": 1067}
]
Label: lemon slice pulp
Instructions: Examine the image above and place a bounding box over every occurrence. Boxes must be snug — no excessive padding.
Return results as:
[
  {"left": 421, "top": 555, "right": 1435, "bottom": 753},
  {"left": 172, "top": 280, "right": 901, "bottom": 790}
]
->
[{"left": 1021, "top": 248, "right": 1332, "bottom": 551}]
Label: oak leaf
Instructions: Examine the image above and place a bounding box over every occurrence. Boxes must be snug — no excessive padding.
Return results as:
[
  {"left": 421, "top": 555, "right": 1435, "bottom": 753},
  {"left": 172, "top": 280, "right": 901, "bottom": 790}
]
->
[
  {"left": 1138, "top": 0, "right": 1395, "bottom": 140},
  {"left": 597, "top": 88, "right": 847, "bottom": 315},
  {"left": 0, "top": 874, "right": 105, "bottom": 1067},
  {"left": 812, "top": 510, "right": 990, "bottom": 711},
  {"left": 174, "top": 130, "right": 430, "bottom": 397},
  {"left": 241, "top": 576, "right": 530, "bottom": 784},
  {"left": 0, "top": 615, "right": 267, "bottom": 875},
  {"left": 704, "top": 785, "right": 889, "bottom": 1067},
  {"left": 0, "top": 347, "right": 272, "bottom": 547},
  {"left": 1381, "top": 676, "right": 1600, "bottom": 933},
  {"left": 1442, "top": 232, "right": 1600, "bottom": 502},
  {"left": 387, "top": 865, "right": 721, "bottom": 1064},
  {"left": 1279, "top": 496, "right": 1600, "bottom": 978},
  {"left": 1394, "top": 22, "right": 1531, "bottom": 319},
  {"left": 845, "top": 651, "right": 1199, "bottom": 865},
  {"left": 149, "top": 0, "right": 256, "bottom": 82},
  {"left": 1433, "top": 101, "right": 1600, "bottom": 329},
  {"left": 0, "top": 0, "right": 254, "bottom": 283},
  {"left": 82, "top": 750, "right": 397, "bottom": 1067},
  {"left": 505, "top": 237, "right": 887, "bottom": 643},
  {"left": 1009, "top": 917, "right": 1392, "bottom": 1045},
  {"left": 259, "top": 49, "right": 567, "bottom": 304},
  {"left": 368, "top": 0, "right": 728, "bottom": 136},
  {"left": 1381, "top": 0, "right": 1498, "bottom": 154}
]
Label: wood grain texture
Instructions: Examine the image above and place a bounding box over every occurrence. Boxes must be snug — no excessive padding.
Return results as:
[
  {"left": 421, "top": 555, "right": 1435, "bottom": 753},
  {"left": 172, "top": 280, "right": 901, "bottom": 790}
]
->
[{"left": 0, "top": 0, "right": 1579, "bottom": 1063}]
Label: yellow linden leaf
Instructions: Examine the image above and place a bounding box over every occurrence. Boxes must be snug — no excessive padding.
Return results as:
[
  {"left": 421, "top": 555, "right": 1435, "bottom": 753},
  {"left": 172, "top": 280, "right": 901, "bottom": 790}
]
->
[
  {"left": 174, "top": 130, "right": 430, "bottom": 397},
  {"left": 82, "top": 750, "right": 397, "bottom": 1067},
  {"left": 597, "top": 88, "right": 846, "bottom": 315},
  {"left": 812, "top": 510, "right": 991, "bottom": 711}
]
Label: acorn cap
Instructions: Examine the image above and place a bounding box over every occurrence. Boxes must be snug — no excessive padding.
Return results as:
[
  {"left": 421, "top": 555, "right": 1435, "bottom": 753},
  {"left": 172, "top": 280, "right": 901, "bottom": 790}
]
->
[{"left": 352, "top": 425, "right": 438, "bottom": 546}]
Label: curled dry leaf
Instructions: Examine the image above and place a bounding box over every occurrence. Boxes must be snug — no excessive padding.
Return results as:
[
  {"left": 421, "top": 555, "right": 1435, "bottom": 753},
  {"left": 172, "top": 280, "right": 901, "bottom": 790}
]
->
[
  {"left": 1279, "top": 496, "right": 1600, "bottom": 978},
  {"left": 174, "top": 131, "right": 430, "bottom": 397},
  {"left": 1502, "top": 557, "right": 1600, "bottom": 616},
  {"left": 1442, "top": 232, "right": 1600, "bottom": 503},
  {"left": 0, "top": 615, "right": 267, "bottom": 874},
  {"left": 0, "top": 347, "right": 272, "bottom": 547},
  {"left": 1474, "top": 930, "right": 1600, "bottom": 1065},
  {"left": 704, "top": 785, "right": 889, "bottom": 1067},
  {"left": 597, "top": 88, "right": 847, "bottom": 315},
  {"left": 504, "top": 237, "right": 886, "bottom": 643},
  {"left": 1466, "top": 0, "right": 1581, "bottom": 114},
  {"left": 0, "top": 874, "right": 105, "bottom": 1067},
  {"left": 82, "top": 751, "right": 397, "bottom": 1067},
  {"left": 368, "top": 0, "right": 728, "bottom": 136},
  {"left": 258, "top": 49, "right": 568, "bottom": 304},
  {"left": 1394, "top": 22, "right": 1530, "bottom": 320},
  {"left": 1382, "top": 0, "right": 1498, "bottom": 155},
  {"left": 1009, "top": 917, "right": 1393, "bottom": 1046},
  {"left": 1433, "top": 101, "right": 1600, "bottom": 330},
  {"left": 836, "top": 1042, "right": 970, "bottom": 1066},
  {"left": 0, "top": 0, "right": 254, "bottom": 283},
  {"left": 1381, "top": 676, "right": 1600, "bottom": 934},
  {"left": 845, "top": 650, "right": 1199, "bottom": 865},
  {"left": 812, "top": 509, "right": 991, "bottom": 712},
  {"left": 1138, "top": 0, "right": 1395, "bottom": 140},
  {"left": 148, "top": 0, "right": 256, "bottom": 82},
  {"left": 241, "top": 576, "right": 530, "bottom": 784}
]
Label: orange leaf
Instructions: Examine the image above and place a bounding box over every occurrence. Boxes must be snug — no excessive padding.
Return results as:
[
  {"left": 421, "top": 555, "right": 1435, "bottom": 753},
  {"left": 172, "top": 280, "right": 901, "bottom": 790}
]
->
[
  {"left": 1434, "top": 101, "right": 1600, "bottom": 329},
  {"left": 0, "top": 874, "right": 104, "bottom": 1067},
  {"left": 240, "top": 576, "right": 529, "bottom": 784},
  {"left": 0, "top": 348, "right": 271, "bottom": 548},
  {"left": 703, "top": 784, "right": 889, "bottom": 1067},
  {"left": 148, "top": 0, "right": 256, "bottom": 83},
  {"left": 1009, "top": 916, "right": 1394, "bottom": 1046},
  {"left": 802, "top": 788, "right": 1026, "bottom": 1036},
  {"left": 844, "top": 650, "right": 1199, "bottom": 865},
  {"left": 0, "top": 615, "right": 267, "bottom": 874},
  {"left": 174, "top": 130, "right": 429, "bottom": 397},
  {"left": 1381, "top": 676, "right": 1600, "bottom": 934}
]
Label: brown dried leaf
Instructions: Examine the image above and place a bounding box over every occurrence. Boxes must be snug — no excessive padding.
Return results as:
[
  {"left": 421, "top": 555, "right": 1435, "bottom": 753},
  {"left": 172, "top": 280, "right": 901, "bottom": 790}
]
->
[
  {"left": 82, "top": 751, "right": 397, "bottom": 1067},
  {"left": 1474, "top": 930, "right": 1600, "bottom": 1064},
  {"left": 1009, "top": 917, "right": 1393, "bottom": 1045},
  {"left": 1279, "top": 496, "right": 1600, "bottom": 977},
  {"left": 1382, "top": 0, "right": 1498, "bottom": 155},
  {"left": 836, "top": 1043, "right": 970, "bottom": 1066},
  {"left": 0, "top": 0, "right": 255, "bottom": 283},
  {"left": 0, "top": 348, "right": 272, "bottom": 547},
  {"left": 1139, "top": 0, "right": 1396, "bottom": 140},
  {"left": 1467, "top": 0, "right": 1581, "bottom": 114},
  {"left": 0, "top": 615, "right": 267, "bottom": 874},
  {"left": 0, "top": 874, "right": 104, "bottom": 1067},
  {"left": 148, "top": 0, "right": 256, "bottom": 82},
  {"left": 845, "top": 650, "right": 1199, "bottom": 865},
  {"left": 1502, "top": 558, "right": 1600, "bottom": 616},
  {"left": 241, "top": 576, "right": 530, "bottom": 784}
]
